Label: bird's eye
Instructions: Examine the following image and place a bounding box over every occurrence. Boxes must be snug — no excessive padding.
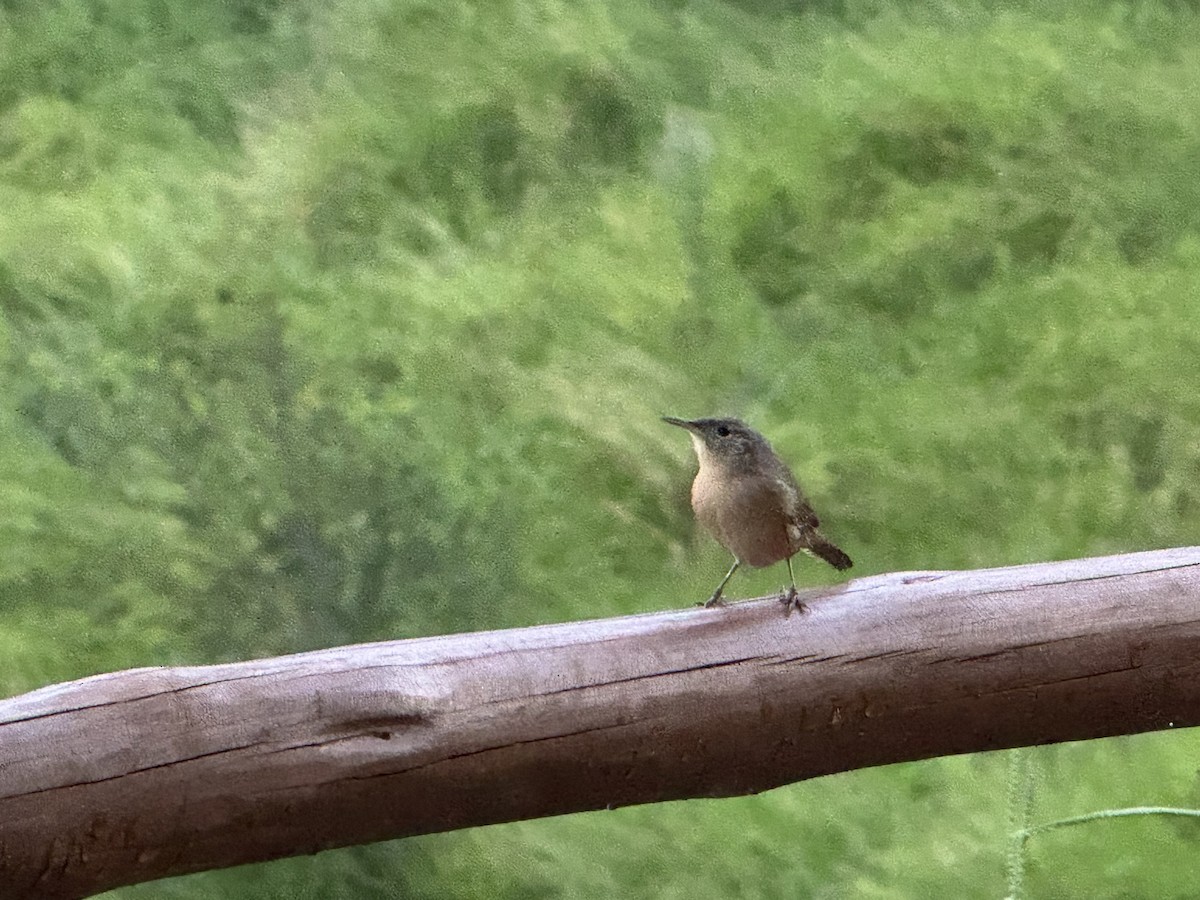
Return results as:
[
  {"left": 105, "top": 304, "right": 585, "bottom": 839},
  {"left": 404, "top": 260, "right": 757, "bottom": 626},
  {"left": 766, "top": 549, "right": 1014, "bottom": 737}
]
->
[{"left": 716, "top": 425, "right": 731, "bottom": 437}]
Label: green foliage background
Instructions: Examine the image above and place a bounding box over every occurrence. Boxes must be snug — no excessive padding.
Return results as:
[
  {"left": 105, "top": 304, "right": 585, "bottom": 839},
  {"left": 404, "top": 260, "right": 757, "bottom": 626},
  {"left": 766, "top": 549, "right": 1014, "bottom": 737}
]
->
[{"left": 2, "top": 0, "right": 1200, "bottom": 896}]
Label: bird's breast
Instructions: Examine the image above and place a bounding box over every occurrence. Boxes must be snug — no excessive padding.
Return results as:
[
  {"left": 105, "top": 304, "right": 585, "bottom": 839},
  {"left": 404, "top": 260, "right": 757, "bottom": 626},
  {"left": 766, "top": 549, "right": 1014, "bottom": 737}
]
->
[{"left": 691, "top": 468, "right": 792, "bottom": 568}]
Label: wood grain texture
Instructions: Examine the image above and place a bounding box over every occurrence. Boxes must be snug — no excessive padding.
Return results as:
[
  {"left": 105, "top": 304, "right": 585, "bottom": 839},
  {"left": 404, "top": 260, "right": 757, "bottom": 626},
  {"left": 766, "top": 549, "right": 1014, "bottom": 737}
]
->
[{"left": 2, "top": 547, "right": 1199, "bottom": 898}]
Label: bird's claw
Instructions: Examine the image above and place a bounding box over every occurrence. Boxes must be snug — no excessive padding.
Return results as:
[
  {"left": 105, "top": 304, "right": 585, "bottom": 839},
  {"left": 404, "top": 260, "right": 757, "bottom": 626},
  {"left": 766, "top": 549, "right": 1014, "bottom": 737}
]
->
[{"left": 779, "top": 587, "right": 807, "bottom": 617}]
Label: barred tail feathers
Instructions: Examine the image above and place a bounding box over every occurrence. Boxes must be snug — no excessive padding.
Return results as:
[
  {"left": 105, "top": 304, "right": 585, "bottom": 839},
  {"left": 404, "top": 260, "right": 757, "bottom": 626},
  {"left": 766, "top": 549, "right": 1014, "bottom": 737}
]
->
[{"left": 806, "top": 534, "right": 853, "bottom": 571}]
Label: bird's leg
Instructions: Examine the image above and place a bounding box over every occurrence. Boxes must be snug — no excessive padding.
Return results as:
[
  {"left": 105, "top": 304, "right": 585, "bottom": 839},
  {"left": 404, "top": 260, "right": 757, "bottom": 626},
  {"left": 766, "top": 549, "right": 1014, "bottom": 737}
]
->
[
  {"left": 703, "top": 558, "right": 741, "bottom": 607},
  {"left": 780, "top": 557, "right": 807, "bottom": 617}
]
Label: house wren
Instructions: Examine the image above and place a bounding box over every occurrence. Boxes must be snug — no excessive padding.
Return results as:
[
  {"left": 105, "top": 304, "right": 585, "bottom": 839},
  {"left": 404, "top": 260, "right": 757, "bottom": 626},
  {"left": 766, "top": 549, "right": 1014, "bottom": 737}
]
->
[{"left": 663, "top": 416, "right": 852, "bottom": 613}]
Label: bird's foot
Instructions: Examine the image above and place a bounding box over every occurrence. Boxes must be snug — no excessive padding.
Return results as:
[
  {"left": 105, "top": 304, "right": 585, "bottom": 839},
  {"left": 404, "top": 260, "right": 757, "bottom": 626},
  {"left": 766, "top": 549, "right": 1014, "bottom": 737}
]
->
[{"left": 779, "top": 586, "right": 807, "bottom": 618}]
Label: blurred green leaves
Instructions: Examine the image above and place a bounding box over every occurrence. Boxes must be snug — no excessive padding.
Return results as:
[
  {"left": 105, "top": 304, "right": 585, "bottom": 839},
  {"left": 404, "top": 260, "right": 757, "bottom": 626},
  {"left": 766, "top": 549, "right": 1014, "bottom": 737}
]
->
[{"left": 2, "top": 0, "right": 1200, "bottom": 897}]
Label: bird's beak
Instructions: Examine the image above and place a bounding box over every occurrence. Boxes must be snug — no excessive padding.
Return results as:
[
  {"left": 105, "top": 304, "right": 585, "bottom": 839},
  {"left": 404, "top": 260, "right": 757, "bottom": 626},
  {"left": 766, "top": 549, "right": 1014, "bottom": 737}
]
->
[{"left": 661, "top": 416, "right": 698, "bottom": 432}]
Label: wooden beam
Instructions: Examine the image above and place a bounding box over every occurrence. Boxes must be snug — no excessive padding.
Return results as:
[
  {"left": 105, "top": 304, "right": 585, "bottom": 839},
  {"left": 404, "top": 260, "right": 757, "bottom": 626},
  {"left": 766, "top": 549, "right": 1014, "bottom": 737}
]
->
[{"left": 2, "top": 547, "right": 1199, "bottom": 898}]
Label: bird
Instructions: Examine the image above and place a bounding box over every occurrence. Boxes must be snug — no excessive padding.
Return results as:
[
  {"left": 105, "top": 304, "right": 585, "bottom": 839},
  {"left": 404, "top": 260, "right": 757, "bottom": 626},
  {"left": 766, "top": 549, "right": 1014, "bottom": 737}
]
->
[{"left": 663, "top": 416, "right": 852, "bottom": 613}]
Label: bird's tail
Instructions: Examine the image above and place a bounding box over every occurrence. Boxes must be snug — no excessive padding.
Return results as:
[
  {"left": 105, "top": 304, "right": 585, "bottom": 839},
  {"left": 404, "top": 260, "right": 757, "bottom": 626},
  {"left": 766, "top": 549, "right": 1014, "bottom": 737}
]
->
[{"left": 806, "top": 534, "right": 853, "bottom": 571}]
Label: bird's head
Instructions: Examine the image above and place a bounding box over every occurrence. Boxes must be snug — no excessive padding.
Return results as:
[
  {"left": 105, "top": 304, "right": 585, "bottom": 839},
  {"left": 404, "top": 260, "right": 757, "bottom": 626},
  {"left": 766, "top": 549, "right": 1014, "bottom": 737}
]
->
[{"left": 662, "top": 416, "right": 769, "bottom": 470}]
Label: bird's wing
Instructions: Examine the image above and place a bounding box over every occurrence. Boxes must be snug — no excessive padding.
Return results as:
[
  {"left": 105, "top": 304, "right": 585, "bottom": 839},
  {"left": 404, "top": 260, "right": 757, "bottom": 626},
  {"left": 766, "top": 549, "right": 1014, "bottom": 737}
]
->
[
  {"left": 774, "top": 462, "right": 819, "bottom": 530},
  {"left": 789, "top": 500, "right": 819, "bottom": 532}
]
